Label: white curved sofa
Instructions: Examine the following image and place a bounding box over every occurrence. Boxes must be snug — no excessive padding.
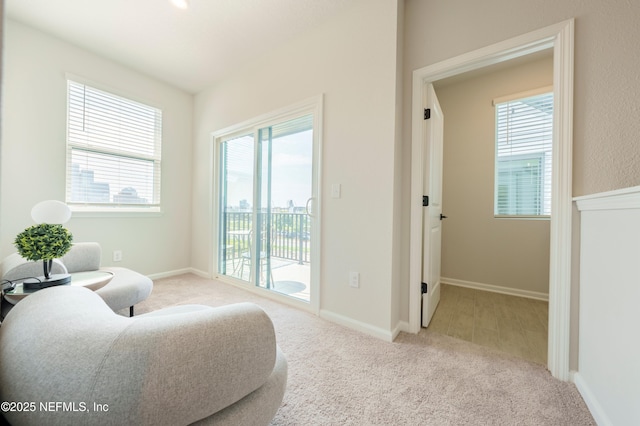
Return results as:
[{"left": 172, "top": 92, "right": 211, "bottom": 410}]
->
[
  {"left": 0, "top": 286, "right": 287, "bottom": 425},
  {"left": 1, "top": 242, "right": 152, "bottom": 316}
]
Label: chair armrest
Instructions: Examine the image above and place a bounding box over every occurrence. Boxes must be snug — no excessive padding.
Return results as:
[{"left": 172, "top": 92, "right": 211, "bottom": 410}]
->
[{"left": 91, "top": 302, "right": 278, "bottom": 425}]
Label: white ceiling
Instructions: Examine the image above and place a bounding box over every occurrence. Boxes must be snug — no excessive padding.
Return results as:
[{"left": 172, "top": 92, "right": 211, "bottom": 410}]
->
[{"left": 6, "top": 0, "right": 354, "bottom": 93}]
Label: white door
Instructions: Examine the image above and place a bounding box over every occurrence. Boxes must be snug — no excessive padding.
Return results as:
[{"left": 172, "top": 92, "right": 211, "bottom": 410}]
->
[{"left": 422, "top": 83, "right": 444, "bottom": 327}]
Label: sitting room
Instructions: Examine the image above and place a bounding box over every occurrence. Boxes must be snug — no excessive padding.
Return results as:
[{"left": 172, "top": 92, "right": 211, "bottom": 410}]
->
[{"left": 1, "top": 0, "right": 639, "bottom": 424}]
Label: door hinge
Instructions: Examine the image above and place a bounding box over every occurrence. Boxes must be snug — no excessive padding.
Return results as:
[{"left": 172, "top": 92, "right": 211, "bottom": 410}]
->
[
  {"left": 421, "top": 282, "right": 428, "bottom": 294},
  {"left": 422, "top": 196, "right": 429, "bottom": 207},
  {"left": 424, "top": 108, "right": 431, "bottom": 120}
]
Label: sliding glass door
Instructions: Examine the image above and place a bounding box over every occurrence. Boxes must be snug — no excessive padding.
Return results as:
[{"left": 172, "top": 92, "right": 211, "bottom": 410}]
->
[{"left": 217, "top": 111, "right": 317, "bottom": 303}]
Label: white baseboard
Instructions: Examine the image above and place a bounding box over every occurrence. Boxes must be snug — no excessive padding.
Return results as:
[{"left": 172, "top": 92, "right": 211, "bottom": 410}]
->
[
  {"left": 573, "top": 372, "right": 612, "bottom": 426},
  {"left": 441, "top": 277, "right": 549, "bottom": 301},
  {"left": 188, "top": 268, "right": 211, "bottom": 278},
  {"left": 147, "top": 269, "right": 400, "bottom": 343},
  {"left": 147, "top": 267, "right": 208, "bottom": 280},
  {"left": 148, "top": 269, "right": 401, "bottom": 343},
  {"left": 320, "top": 309, "right": 394, "bottom": 342},
  {"left": 394, "top": 320, "right": 410, "bottom": 339}
]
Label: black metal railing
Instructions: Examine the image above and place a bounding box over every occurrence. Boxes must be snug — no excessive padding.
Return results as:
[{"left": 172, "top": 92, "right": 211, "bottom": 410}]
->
[{"left": 222, "top": 211, "right": 310, "bottom": 264}]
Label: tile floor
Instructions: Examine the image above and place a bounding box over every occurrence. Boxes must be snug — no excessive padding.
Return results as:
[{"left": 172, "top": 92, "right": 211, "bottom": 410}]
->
[{"left": 429, "top": 284, "right": 548, "bottom": 365}]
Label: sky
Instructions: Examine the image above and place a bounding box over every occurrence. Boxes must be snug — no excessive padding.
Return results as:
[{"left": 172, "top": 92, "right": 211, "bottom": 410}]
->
[{"left": 225, "top": 129, "right": 313, "bottom": 210}]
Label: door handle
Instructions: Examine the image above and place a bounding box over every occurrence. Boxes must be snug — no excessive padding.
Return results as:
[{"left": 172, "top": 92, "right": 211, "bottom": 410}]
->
[
  {"left": 440, "top": 214, "right": 448, "bottom": 220},
  {"left": 305, "top": 197, "right": 314, "bottom": 217}
]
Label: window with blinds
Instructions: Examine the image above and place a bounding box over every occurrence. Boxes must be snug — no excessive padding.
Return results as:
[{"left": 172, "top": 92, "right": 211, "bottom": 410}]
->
[
  {"left": 494, "top": 90, "right": 553, "bottom": 217},
  {"left": 66, "top": 80, "right": 162, "bottom": 211}
]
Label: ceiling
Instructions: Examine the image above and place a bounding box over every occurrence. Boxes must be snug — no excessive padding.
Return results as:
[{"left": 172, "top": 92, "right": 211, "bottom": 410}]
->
[{"left": 6, "top": 0, "right": 354, "bottom": 94}]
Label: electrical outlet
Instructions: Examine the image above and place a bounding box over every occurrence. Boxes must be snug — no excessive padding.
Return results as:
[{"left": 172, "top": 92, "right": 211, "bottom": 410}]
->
[
  {"left": 113, "top": 250, "right": 123, "bottom": 262},
  {"left": 349, "top": 271, "right": 359, "bottom": 288}
]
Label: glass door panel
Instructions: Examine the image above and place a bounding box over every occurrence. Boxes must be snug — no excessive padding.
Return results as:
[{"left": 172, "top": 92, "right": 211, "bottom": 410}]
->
[
  {"left": 257, "top": 116, "right": 313, "bottom": 300},
  {"left": 219, "top": 134, "right": 254, "bottom": 282}
]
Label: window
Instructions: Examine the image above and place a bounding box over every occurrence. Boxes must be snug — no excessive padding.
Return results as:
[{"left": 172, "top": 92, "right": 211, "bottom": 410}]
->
[
  {"left": 66, "top": 79, "right": 162, "bottom": 211},
  {"left": 494, "top": 89, "right": 553, "bottom": 217}
]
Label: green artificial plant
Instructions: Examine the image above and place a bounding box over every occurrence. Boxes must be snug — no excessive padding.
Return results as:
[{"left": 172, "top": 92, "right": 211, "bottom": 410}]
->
[{"left": 14, "top": 224, "right": 73, "bottom": 279}]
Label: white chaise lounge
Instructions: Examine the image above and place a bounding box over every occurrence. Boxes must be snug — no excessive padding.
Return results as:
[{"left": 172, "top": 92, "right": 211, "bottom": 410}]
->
[{"left": 1, "top": 242, "right": 153, "bottom": 316}]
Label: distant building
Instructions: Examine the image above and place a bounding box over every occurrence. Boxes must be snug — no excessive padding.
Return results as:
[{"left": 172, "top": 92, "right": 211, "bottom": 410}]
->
[
  {"left": 113, "top": 187, "right": 147, "bottom": 204},
  {"left": 70, "top": 164, "right": 110, "bottom": 202}
]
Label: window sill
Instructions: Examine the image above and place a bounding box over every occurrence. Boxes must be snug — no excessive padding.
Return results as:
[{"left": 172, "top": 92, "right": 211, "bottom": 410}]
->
[
  {"left": 494, "top": 215, "right": 550, "bottom": 220},
  {"left": 70, "top": 207, "right": 162, "bottom": 218}
]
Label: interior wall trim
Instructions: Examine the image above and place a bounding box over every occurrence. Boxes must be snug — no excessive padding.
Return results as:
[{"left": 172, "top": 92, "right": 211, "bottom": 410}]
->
[
  {"left": 320, "top": 309, "right": 395, "bottom": 342},
  {"left": 441, "top": 277, "right": 549, "bottom": 301},
  {"left": 573, "top": 373, "right": 611, "bottom": 426},
  {"left": 575, "top": 185, "right": 640, "bottom": 211}
]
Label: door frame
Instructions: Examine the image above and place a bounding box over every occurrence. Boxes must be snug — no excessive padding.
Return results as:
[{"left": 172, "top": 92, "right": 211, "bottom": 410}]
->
[
  {"left": 210, "top": 95, "right": 323, "bottom": 314},
  {"left": 408, "top": 20, "right": 574, "bottom": 381}
]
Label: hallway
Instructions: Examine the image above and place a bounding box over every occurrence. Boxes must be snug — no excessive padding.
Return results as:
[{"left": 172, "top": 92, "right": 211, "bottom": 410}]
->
[{"left": 429, "top": 284, "right": 548, "bottom": 365}]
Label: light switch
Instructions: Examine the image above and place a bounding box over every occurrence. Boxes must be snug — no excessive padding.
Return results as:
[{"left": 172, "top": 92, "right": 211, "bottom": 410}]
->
[
  {"left": 349, "top": 271, "right": 359, "bottom": 288},
  {"left": 331, "top": 184, "right": 341, "bottom": 199}
]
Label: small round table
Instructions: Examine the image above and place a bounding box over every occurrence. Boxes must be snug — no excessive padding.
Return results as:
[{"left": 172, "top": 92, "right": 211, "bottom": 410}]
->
[{"left": 3, "top": 270, "right": 114, "bottom": 305}]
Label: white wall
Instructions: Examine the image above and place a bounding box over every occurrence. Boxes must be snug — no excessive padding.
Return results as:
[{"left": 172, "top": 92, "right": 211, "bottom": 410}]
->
[
  {"left": 0, "top": 20, "right": 193, "bottom": 275},
  {"left": 436, "top": 56, "right": 553, "bottom": 296},
  {"left": 191, "top": 0, "right": 402, "bottom": 336},
  {"left": 574, "top": 187, "right": 640, "bottom": 426}
]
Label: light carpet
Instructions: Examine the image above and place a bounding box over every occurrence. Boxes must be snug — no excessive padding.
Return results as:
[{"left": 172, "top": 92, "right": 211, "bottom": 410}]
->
[{"left": 136, "top": 274, "right": 594, "bottom": 425}]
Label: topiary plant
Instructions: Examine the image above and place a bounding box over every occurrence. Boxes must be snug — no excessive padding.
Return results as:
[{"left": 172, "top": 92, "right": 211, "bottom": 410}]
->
[{"left": 14, "top": 224, "right": 73, "bottom": 279}]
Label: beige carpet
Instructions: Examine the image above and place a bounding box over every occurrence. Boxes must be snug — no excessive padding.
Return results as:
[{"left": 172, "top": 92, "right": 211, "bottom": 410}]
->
[{"left": 137, "top": 274, "right": 594, "bottom": 426}]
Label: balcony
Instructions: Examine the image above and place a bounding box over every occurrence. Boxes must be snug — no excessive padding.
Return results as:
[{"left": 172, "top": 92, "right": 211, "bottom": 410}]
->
[{"left": 220, "top": 211, "right": 310, "bottom": 301}]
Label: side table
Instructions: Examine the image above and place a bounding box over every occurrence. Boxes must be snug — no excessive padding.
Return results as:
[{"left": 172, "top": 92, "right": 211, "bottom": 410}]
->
[{"left": 1, "top": 271, "right": 114, "bottom": 318}]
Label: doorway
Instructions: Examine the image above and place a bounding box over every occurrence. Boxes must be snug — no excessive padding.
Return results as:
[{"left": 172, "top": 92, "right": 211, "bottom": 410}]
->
[
  {"left": 409, "top": 20, "right": 574, "bottom": 380},
  {"left": 213, "top": 97, "right": 322, "bottom": 310},
  {"left": 426, "top": 54, "right": 553, "bottom": 364}
]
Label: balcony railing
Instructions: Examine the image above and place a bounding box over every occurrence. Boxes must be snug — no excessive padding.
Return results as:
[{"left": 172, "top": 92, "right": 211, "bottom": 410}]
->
[{"left": 222, "top": 211, "right": 310, "bottom": 264}]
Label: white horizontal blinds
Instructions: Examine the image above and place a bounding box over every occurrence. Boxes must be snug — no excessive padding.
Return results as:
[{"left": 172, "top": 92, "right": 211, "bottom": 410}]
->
[
  {"left": 221, "top": 134, "right": 255, "bottom": 217},
  {"left": 271, "top": 114, "right": 313, "bottom": 139},
  {"left": 495, "top": 91, "right": 553, "bottom": 216},
  {"left": 223, "top": 134, "right": 255, "bottom": 177},
  {"left": 66, "top": 80, "right": 162, "bottom": 207}
]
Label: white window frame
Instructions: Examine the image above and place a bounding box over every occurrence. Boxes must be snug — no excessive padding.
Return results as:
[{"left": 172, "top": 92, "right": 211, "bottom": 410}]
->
[
  {"left": 65, "top": 76, "right": 163, "bottom": 215},
  {"left": 493, "top": 87, "right": 553, "bottom": 219}
]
